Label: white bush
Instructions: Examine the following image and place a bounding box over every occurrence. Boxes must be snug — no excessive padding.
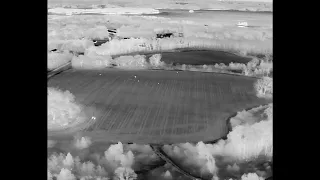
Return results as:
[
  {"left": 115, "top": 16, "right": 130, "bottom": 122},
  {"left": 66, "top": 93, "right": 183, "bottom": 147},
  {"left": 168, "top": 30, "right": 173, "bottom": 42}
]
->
[
  {"left": 149, "top": 54, "right": 165, "bottom": 67},
  {"left": 71, "top": 55, "right": 112, "bottom": 69},
  {"left": 240, "top": 173, "right": 265, "bottom": 180},
  {"left": 60, "top": 39, "right": 94, "bottom": 53},
  {"left": 74, "top": 137, "right": 92, "bottom": 150},
  {"left": 114, "top": 55, "right": 148, "bottom": 69},
  {"left": 47, "top": 87, "right": 83, "bottom": 129},
  {"left": 57, "top": 168, "right": 76, "bottom": 180},
  {"left": 113, "top": 167, "right": 137, "bottom": 180},
  {"left": 254, "top": 77, "right": 273, "bottom": 97},
  {"left": 85, "top": 26, "right": 110, "bottom": 40},
  {"left": 48, "top": 51, "right": 73, "bottom": 70},
  {"left": 48, "top": 170, "right": 53, "bottom": 180}
]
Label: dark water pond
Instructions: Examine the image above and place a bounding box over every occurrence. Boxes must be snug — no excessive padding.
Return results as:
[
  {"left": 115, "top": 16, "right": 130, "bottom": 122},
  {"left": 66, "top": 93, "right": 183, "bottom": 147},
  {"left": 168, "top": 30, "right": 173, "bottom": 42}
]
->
[
  {"left": 113, "top": 49, "right": 252, "bottom": 66},
  {"left": 152, "top": 50, "right": 252, "bottom": 65}
]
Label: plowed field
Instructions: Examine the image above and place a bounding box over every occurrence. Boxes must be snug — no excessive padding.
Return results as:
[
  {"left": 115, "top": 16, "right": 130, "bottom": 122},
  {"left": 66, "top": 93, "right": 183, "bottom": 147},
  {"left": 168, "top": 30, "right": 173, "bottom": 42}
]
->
[{"left": 48, "top": 69, "right": 270, "bottom": 144}]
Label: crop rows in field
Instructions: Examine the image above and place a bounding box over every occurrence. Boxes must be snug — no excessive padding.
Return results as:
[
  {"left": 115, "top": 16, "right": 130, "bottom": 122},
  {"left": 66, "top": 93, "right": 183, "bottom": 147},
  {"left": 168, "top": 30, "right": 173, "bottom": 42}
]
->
[{"left": 48, "top": 69, "right": 270, "bottom": 143}]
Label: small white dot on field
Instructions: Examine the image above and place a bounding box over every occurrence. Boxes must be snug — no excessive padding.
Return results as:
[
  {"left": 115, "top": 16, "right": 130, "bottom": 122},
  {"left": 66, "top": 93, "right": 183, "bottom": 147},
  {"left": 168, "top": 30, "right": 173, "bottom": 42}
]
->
[
  {"left": 158, "top": 83, "right": 160, "bottom": 85},
  {"left": 99, "top": 74, "right": 102, "bottom": 76},
  {"left": 134, "top": 75, "right": 137, "bottom": 78},
  {"left": 92, "top": 116, "right": 96, "bottom": 120},
  {"left": 138, "top": 80, "right": 139, "bottom": 82},
  {"left": 176, "top": 72, "right": 179, "bottom": 74}
]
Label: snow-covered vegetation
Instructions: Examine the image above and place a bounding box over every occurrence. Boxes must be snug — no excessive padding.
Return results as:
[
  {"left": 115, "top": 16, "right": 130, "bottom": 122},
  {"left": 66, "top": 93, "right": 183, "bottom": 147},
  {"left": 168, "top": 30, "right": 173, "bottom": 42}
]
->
[
  {"left": 48, "top": 87, "right": 84, "bottom": 129},
  {"left": 85, "top": 37, "right": 271, "bottom": 57},
  {"left": 48, "top": 51, "right": 73, "bottom": 70},
  {"left": 48, "top": 141, "right": 160, "bottom": 180},
  {"left": 48, "top": 0, "right": 273, "bottom": 12},
  {"left": 71, "top": 54, "right": 113, "bottom": 69},
  {"left": 48, "top": 13, "right": 272, "bottom": 71},
  {"left": 68, "top": 52, "right": 272, "bottom": 78},
  {"left": 48, "top": 7, "right": 160, "bottom": 15},
  {"left": 254, "top": 77, "right": 273, "bottom": 98}
]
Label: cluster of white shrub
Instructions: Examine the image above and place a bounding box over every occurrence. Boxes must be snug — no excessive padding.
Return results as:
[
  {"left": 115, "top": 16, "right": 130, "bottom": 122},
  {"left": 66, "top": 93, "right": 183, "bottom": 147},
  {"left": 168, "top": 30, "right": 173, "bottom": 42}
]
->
[
  {"left": 85, "top": 37, "right": 271, "bottom": 57},
  {"left": 48, "top": 7, "right": 160, "bottom": 15},
  {"left": 48, "top": 14, "right": 272, "bottom": 56},
  {"left": 213, "top": 58, "right": 272, "bottom": 77},
  {"left": 48, "top": 51, "right": 73, "bottom": 70},
  {"left": 254, "top": 77, "right": 273, "bottom": 98},
  {"left": 48, "top": 141, "right": 161, "bottom": 180},
  {"left": 48, "top": 87, "right": 84, "bottom": 129}
]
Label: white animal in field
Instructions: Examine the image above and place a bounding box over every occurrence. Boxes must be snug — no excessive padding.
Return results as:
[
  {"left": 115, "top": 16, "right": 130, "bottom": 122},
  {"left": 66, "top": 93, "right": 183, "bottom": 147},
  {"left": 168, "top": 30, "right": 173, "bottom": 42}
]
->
[
  {"left": 189, "top": 10, "right": 194, "bottom": 13},
  {"left": 237, "top": 21, "right": 248, "bottom": 28}
]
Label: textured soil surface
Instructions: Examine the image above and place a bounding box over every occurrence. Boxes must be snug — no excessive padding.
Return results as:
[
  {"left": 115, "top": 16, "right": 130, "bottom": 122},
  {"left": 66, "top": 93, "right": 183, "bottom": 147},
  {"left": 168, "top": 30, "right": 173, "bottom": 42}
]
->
[{"left": 48, "top": 69, "right": 270, "bottom": 144}]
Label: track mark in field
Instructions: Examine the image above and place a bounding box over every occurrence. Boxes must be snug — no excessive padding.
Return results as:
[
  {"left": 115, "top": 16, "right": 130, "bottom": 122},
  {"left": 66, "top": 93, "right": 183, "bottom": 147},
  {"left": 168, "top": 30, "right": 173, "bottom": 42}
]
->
[
  {"left": 104, "top": 76, "right": 124, "bottom": 105},
  {"left": 176, "top": 81, "right": 185, "bottom": 126},
  {"left": 150, "top": 100, "right": 161, "bottom": 135},
  {"left": 150, "top": 80, "right": 168, "bottom": 132},
  {"left": 186, "top": 109, "right": 194, "bottom": 135},
  {"left": 105, "top": 101, "right": 125, "bottom": 132},
  {"left": 202, "top": 82, "right": 209, "bottom": 132},
  {"left": 137, "top": 106, "right": 152, "bottom": 135},
  {"left": 161, "top": 104, "right": 172, "bottom": 136},
  {"left": 103, "top": 110, "right": 116, "bottom": 132},
  {"left": 217, "top": 85, "right": 222, "bottom": 101},
  {"left": 118, "top": 105, "right": 135, "bottom": 131},
  {"left": 211, "top": 83, "right": 216, "bottom": 99},
  {"left": 167, "top": 79, "right": 177, "bottom": 135},
  {"left": 114, "top": 79, "right": 139, "bottom": 131},
  {"left": 125, "top": 85, "right": 143, "bottom": 134},
  {"left": 175, "top": 107, "right": 187, "bottom": 135},
  {"left": 94, "top": 76, "right": 121, "bottom": 98},
  {"left": 82, "top": 113, "right": 99, "bottom": 131},
  {"left": 112, "top": 101, "right": 128, "bottom": 131},
  {"left": 73, "top": 71, "right": 98, "bottom": 92},
  {"left": 127, "top": 110, "right": 139, "bottom": 134},
  {"left": 164, "top": 103, "right": 174, "bottom": 136},
  {"left": 179, "top": 82, "right": 188, "bottom": 135},
  {"left": 133, "top": 108, "right": 147, "bottom": 134},
  {"left": 93, "top": 78, "right": 122, "bottom": 131},
  {"left": 103, "top": 77, "right": 127, "bottom": 132},
  {"left": 83, "top": 79, "right": 111, "bottom": 107},
  {"left": 121, "top": 105, "right": 138, "bottom": 130},
  {"left": 142, "top": 107, "right": 155, "bottom": 134},
  {"left": 192, "top": 104, "right": 199, "bottom": 133},
  {"left": 96, "top": 108, "right": 112, "bottom": 131},
  {"left": 153, "top": 80, "right": 169, "bottom": 129},
  {"left": 159, "top": 80, "right": 172, "bottom": 135},
  {"left": 172, "top": 104, "right": 181, "bottom": 135},
  {"left": 114, "top": 106, "right": 128, "bottom": 132},
  {"left": 149, "top": 95, "right": 165, "bottom": 136},
  {"left": 196, "top": 77, "right": 200, "bottom": 101},
  {"left": 169, "top": 95, "right": 179, "bottom": 135}
]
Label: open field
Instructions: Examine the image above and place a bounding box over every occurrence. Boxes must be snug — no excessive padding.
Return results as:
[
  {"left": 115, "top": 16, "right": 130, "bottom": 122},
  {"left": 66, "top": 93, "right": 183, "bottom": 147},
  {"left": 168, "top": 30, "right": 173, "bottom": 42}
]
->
[{"left": 48, "top": 69, "right": 270, "bottom": 144}]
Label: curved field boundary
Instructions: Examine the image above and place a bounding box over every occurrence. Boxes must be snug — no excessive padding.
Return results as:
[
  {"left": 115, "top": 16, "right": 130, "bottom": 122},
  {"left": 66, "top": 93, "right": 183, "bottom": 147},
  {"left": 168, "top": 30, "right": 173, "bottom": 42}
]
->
[
  {"left": 48, "top": 68, "right": 271, "bottom": 143},
  {"left": 112, "top": 49, "right": 253, "bottom": 65},
  {"left": 48, "top": 62, "right": 72, "bottom": 79},
  {"left": 148, "top": 103, "right": 272, "bottom": 180},
  {"left": 150, "top": 144, "right": 203, "bottom": 180}
]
